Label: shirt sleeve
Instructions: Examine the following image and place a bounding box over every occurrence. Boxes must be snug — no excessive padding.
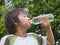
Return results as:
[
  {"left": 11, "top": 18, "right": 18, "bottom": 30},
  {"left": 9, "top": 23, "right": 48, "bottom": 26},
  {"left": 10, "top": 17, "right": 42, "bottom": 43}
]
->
[
  {"left": 38, "top": 34, "right": 47, "bottom": 45},
  {"left": 0, "top": 42, "right": 1, "bottom": 45},
  {"left": 41, "top": 36, "right": 47, "bottom": 45}
]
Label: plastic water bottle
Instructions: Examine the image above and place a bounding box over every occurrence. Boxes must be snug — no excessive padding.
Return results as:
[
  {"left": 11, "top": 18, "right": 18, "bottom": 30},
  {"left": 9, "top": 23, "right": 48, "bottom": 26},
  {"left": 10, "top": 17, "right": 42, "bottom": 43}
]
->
[{"left": 30, "top": 14, "right": 54, "bottom": 25}]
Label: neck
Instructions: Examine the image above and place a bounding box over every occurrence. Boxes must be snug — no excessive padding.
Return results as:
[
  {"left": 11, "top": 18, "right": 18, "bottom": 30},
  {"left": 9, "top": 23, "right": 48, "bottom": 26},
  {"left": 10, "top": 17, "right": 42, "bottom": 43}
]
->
[{"left": 15, "top": 26, "right": 27, "bottom": 37}]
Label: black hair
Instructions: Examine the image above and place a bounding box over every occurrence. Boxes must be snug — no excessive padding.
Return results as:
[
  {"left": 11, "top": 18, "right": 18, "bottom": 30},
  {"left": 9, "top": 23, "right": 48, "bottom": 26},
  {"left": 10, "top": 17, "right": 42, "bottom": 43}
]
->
[{"left": 4, "top": 8, "right": 26, "bottom": 34}]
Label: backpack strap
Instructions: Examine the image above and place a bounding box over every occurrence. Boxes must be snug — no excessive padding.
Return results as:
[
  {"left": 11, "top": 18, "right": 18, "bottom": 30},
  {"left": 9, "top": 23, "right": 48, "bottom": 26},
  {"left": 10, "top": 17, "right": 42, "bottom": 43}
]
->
[
  {"left": 4, "top": 35, "right": 17, "bottom": 45},
  {"left": 28, "top": 33, "right": 42, "bottom": 45}
]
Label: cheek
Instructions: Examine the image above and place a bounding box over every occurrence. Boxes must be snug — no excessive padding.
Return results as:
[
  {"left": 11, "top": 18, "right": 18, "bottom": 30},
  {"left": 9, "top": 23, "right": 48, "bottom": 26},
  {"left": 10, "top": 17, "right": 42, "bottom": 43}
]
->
[
  {"left": 20, "top": 19, "right": 31, "bottom": 28},
  {"left": 19, "top": 17, "right": 29, "bottom": 25},
  {"left": 18, "top": 16, "right": 30, "bottom": 27}
]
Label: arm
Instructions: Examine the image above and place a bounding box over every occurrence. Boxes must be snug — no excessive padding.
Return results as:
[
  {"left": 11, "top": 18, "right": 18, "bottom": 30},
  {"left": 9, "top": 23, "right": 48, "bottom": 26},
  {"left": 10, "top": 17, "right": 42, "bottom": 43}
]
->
[
  {"left": 44, "top": 24, "right": 55, "bottom": 45},
  {"left": 39, "top": 15, "right": 55, "bottom": 45}
]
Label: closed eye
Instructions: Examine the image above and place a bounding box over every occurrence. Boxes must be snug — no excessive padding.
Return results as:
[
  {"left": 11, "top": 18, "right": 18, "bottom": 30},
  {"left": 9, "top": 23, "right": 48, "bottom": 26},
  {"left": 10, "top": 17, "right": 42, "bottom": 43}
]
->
[{"left": 23, "top": 15, "right": 27, "bottom": 17}]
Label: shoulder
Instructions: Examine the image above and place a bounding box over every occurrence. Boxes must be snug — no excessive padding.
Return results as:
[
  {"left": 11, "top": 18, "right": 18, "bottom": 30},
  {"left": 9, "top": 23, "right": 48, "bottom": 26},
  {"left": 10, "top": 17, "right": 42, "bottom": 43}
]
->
[
  {"left": 27, "top": 32, "right": 38, "bottom": 35},
  {"left": 0, "top": 34, "right": 14, "bottom": 45},
  {"left": 0, "top": 34, "right": 14, "bottom": 41},
  {"left": 0, "top": 35, "right": 9, "bottom": 41},
  {"left": 27, "top": 32, "right": 42, "bottom": 40},
  {"left": 27, "top": 32, "right": 41, "bottom": 36},
  {"left": 27, "top": 33, "right": 47, "bottom": 45}
]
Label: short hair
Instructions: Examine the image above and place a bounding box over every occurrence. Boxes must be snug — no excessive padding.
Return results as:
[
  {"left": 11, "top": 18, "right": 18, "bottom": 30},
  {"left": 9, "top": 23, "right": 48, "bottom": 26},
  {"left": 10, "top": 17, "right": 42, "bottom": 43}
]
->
[{"left": 4, "top": 8, "right": 27, "bottom": 34}]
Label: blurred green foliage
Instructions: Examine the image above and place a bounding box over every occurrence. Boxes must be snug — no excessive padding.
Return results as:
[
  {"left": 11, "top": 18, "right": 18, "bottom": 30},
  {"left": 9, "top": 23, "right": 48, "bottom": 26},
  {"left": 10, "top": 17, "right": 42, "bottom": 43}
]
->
[{"left": 0, "top": 0, "right": 60, "bottom": 44}]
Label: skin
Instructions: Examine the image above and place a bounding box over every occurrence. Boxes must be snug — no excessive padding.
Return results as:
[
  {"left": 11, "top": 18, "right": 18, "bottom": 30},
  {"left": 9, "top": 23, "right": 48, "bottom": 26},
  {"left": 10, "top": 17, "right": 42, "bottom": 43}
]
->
[
  {"left": 39, "top": 15, "right": 55, "bottom": 45},
  {"left": 14, "top": 12, "right": 55, "bottom": 45}
]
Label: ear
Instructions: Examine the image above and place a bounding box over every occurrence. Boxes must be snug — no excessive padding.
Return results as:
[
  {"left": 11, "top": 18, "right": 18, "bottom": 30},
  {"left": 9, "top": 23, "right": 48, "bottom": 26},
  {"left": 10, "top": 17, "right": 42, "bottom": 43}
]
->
[{"left": 14, "top": 23, "right": 18, "bottom": 26}]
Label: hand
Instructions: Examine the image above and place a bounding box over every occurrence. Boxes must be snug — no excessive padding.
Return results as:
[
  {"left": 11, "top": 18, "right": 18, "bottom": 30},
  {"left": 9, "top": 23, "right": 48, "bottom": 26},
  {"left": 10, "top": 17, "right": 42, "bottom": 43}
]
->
[{"left": 39, "top": 14, "right": 51, "bottom": 28}]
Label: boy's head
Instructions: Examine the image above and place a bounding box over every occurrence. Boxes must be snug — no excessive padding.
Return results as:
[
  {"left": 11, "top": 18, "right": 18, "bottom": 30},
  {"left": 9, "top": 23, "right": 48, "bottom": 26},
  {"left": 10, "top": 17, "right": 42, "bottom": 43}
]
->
[{"left": 4, "top": 8, "right": 31, "bottom": 34}]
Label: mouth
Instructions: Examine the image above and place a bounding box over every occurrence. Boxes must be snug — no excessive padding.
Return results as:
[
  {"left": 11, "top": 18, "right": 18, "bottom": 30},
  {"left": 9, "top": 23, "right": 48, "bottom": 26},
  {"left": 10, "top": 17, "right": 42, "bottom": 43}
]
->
[{"left": 28, "top": 20, "right": 31, "bottom": 24}]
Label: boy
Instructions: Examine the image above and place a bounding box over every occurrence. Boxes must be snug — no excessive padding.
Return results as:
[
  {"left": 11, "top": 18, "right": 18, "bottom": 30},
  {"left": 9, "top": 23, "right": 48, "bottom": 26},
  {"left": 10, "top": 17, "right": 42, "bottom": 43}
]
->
[{"left": 0, "top": 8, "right": 55, "bottom": 45}]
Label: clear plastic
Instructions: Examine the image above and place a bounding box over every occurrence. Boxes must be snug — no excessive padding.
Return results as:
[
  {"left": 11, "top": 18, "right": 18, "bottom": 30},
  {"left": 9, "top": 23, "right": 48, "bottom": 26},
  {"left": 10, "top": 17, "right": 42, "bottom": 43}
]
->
[{"left": 30, "top": 14, "right": 54, "bottom": 25}]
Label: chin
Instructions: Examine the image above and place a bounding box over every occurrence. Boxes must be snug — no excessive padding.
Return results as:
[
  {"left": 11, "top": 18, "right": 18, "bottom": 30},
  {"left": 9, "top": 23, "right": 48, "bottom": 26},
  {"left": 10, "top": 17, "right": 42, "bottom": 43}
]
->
[
  {"left": 26, "top": 24, "right": 31, "bottom": 29},
  {"left": 25, "top": 22, "right": 31, "bottom": 29},
  {"left": 28, "top": 25, "right": 31, "bottom": 28}
]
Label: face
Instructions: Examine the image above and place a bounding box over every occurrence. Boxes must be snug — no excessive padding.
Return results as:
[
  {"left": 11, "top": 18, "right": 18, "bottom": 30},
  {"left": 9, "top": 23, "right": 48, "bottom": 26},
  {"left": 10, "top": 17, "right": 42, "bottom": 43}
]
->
[{"left": 17, "top": 12, "right": 31, "bottom": 29}]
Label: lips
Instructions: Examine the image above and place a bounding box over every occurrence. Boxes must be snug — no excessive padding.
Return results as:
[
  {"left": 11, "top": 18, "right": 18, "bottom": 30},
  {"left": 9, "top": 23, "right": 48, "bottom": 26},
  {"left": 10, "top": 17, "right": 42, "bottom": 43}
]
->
[{"left": 29, "top": 20, "right": 31, "bottom": 24}]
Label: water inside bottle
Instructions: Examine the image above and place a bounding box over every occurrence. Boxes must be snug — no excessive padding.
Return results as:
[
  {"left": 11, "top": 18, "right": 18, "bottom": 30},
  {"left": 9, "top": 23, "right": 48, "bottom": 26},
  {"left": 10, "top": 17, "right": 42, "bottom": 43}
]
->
[
  {"left": 30, "top": 17, "right": 40, "bottom": 25},
  {"left": 30, "top": 14, "right": 54, "bottom": 25}
]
